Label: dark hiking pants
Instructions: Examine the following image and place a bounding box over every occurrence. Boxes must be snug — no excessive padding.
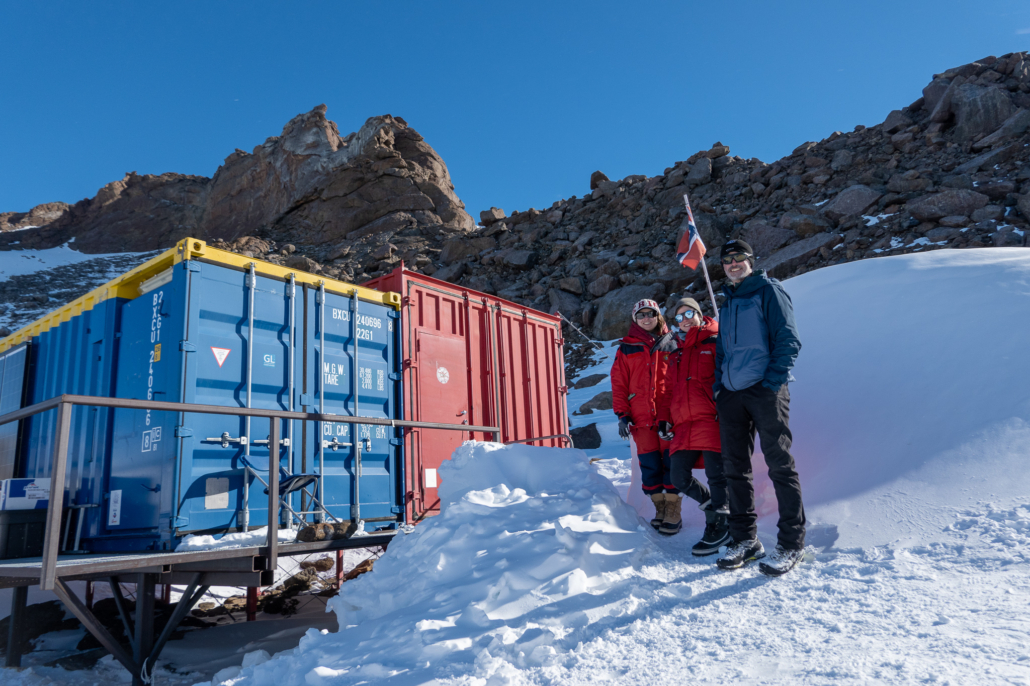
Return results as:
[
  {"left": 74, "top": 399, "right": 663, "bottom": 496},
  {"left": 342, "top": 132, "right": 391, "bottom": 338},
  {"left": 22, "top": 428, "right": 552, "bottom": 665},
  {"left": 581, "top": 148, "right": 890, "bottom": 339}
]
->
[
  {"left": 716, "top": 383, "right": 806, "bottom": 550},
  {"left": 670, "top": 450, "right": 727, "bottom": 510}
]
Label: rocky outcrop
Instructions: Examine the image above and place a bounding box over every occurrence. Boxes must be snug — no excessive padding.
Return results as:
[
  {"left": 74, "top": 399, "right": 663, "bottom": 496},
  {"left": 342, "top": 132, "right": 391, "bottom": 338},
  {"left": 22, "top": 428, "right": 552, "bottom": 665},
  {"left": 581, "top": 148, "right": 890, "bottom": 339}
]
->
[{"left": 0, "top": 107, "right": 473, "bottom": 254}]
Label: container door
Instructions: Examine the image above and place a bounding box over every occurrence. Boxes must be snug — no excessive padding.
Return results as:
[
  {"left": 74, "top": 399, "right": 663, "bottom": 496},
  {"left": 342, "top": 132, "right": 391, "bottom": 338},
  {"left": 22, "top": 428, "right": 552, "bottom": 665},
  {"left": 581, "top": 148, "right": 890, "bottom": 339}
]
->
[
  {"left": 0, "top": 344, "right": 29, "bottom": 481},
  {"left": 303, "top": 288, "right": 401, "bottom": 529},
  {"left": 108, "top": 278, "right": 186, "bottom": 542},
  {"left": 179, "top": 263, "right": 292, "bottom": 534},
  {"left": 414, "top": 330, "right": 469, "bottom": 514}
]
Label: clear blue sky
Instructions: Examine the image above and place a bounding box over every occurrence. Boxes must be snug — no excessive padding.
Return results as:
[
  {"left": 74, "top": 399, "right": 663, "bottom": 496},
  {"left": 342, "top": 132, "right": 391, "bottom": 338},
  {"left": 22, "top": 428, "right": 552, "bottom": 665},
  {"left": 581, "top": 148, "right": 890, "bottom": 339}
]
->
[{"left": 2, "top": 1, "right": 1028, "bottom": 222}]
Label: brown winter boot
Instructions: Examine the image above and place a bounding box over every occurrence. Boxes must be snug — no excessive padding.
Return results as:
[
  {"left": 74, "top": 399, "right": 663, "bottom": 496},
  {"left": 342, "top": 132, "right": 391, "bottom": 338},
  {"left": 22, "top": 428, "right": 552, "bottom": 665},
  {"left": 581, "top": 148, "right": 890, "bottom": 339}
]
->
[
  {"left": 658, "top": 493, "right": 683, "bottom": 536},
  {"left": 649, "top": 493, "right": 666, "bottom": 530}
]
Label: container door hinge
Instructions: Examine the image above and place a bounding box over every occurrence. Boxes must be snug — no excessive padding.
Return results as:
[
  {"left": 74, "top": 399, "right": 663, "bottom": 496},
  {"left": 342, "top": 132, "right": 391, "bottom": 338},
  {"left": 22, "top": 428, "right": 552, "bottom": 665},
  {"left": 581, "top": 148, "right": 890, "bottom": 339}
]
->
[
  {"left": 390, "top": 506, "right": 403, "bottom": 514},
  {"left": 558, "top": 386, "right": 569, "bottom": 395},
  {"left": 185, "top": 261, "right": 202, "bottom": 273},
  {"left": 402, "top": 359, "right": 413, "bottom": 370},
  {"left": 180, "top": 341, "right": 197, "bottom": 352},
  {"left": 389, "top": 372, "right": 402, "bottom": 381},
  {"left": 175, "top": 426, "right": 194, "bottom": 437},
  {"left": 389, "top": 437, "right": 403, "bottom": 446},
  {"left": 172, "top": 516, "right": 189, "bottom": 529}
]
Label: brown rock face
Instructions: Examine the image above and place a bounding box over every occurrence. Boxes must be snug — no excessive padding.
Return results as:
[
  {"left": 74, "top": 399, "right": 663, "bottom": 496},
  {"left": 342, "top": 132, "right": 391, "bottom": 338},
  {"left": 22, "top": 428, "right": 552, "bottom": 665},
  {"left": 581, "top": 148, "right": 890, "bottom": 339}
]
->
[{"left": 1, "top": 106, "right": 473, "bottom": 254}]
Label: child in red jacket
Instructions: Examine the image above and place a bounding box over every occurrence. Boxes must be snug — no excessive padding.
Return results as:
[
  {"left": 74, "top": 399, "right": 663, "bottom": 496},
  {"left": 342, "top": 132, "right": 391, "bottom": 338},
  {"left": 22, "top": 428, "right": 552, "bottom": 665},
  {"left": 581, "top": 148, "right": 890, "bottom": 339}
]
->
[
  {"left": 611, "top": 299, "right": 679, "bottom": 533},
  {"left": 656, "top": 297, "right": 731, "bottom": 553}
]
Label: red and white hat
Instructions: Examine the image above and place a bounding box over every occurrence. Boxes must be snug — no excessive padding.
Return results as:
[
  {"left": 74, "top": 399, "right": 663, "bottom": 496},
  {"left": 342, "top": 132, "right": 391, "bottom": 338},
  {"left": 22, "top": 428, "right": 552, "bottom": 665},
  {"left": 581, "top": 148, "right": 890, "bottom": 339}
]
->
[{"left": 631, "top": 299, "right": 660, "bottom": 319}]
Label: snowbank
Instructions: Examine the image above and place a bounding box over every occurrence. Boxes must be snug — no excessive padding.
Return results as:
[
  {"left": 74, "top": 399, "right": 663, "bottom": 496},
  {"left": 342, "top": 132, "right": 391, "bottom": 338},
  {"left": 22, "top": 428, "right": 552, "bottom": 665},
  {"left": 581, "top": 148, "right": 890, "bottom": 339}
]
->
[
  {"left": 209, "top": 441, "right": 679, "bottom": 684},
  {"left": 176, "top": 526, "right": 297, "bottom": 552},
  {"left": 0, "top": 243, "right": 144, "bottom": 278}
]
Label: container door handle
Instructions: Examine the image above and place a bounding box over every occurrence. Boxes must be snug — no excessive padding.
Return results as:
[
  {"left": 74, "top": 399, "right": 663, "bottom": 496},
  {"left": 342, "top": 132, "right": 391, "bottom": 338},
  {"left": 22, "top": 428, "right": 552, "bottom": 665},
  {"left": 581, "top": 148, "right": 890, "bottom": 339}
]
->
[
  {"left": 321, "top": 438, "right": 353, "bottom": 452},
  {"left": 251, "top": 437, "right": 292, "bottom": 447},
  {"left": 204, "top": 432, "right": 249, "bottom": 449}
]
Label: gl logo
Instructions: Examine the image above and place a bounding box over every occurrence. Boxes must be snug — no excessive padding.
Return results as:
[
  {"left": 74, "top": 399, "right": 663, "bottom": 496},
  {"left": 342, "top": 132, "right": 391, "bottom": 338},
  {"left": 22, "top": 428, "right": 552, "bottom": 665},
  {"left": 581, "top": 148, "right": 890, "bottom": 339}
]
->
[{"left": 263, "top": 354, "right": 276, "bottom": 367}]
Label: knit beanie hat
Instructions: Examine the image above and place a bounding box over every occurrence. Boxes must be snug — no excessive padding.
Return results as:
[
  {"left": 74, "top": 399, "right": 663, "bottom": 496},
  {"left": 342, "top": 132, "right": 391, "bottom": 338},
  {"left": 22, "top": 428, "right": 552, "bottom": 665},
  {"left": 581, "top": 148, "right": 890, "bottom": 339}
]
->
[{"left": 721, "top": 240, "right": 754, "bottom": 266}]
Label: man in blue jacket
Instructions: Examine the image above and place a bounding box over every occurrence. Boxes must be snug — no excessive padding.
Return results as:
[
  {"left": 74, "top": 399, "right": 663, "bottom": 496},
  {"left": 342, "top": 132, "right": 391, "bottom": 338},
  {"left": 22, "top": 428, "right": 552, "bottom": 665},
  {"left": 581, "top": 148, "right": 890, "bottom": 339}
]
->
[{"left": 712, "top": 239, "right": 806, "bottom": 576}]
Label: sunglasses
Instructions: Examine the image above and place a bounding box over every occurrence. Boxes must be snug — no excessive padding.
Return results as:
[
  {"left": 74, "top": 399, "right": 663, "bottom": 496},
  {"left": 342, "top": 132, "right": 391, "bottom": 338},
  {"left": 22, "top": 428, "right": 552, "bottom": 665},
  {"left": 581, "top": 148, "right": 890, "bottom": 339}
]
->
[
  {"left": 721, "top": 253, "right": 751, "bottom": 265},
  {"left": 674, "top": 311, "right": 698, "bottom": 323},
  {"left": 634, "top": 311, "right": 657, "bottom": 320}
]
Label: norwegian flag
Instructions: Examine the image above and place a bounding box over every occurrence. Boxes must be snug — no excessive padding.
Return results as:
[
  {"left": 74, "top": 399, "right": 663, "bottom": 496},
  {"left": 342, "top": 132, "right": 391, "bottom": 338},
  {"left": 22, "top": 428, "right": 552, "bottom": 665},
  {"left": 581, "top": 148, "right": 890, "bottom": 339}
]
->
[{"left": 675, "top": 194, "right": 706, "bottom": 270}]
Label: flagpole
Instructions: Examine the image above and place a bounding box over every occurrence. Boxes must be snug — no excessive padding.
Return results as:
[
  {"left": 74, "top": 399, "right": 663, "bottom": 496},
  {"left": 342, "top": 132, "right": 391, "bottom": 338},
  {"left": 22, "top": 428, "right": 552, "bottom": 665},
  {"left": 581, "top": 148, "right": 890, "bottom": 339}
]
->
[{"left": 683, "top": 194, "right": 719, "bottom": 320}]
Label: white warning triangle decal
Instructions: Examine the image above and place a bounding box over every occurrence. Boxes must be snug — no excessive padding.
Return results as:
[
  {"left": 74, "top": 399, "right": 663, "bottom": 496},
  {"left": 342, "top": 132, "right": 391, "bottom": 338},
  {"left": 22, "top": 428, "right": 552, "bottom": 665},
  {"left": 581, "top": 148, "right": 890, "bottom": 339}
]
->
[{"left": 210, "top": 347, "right": 231, "bottom": 368}]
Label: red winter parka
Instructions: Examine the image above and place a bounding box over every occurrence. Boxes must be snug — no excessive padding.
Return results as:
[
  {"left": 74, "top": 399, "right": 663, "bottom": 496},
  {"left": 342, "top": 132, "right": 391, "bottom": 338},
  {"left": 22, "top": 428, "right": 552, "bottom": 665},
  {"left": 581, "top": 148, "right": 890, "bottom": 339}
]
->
[
  {"left": 657, "top": 316, "right": 721, "bottom": 454},
  {"left": 611, "top": 322, "right": 677, "bottom": 429}
]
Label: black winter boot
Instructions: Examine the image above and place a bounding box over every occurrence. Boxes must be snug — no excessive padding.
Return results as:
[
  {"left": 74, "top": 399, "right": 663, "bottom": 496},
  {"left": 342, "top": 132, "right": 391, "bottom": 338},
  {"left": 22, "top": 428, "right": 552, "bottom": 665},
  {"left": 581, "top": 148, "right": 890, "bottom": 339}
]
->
[{"left": 691, "top": 502, "right": 731, "bottom": 556}]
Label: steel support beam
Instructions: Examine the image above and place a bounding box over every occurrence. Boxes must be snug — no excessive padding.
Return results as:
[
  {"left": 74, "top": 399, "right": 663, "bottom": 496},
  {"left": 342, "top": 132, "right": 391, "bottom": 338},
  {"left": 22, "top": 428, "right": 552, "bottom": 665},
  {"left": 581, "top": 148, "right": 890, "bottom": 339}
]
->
[
  {"left": 133, "top": 573, "right": 155, "bottom": 686},
  {"left": 5, "top": 585, "right": 27, "bottom": 668},
  {"left": 53, "top": 579, "right": 137, "bottom": 674}
]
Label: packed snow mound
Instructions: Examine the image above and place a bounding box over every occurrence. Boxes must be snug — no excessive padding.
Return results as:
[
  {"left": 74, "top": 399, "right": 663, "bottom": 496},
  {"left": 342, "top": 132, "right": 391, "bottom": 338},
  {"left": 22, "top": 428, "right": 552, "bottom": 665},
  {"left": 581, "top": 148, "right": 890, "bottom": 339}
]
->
[{"left": 210, "top": 441, "right": 683, "bottom": 684}]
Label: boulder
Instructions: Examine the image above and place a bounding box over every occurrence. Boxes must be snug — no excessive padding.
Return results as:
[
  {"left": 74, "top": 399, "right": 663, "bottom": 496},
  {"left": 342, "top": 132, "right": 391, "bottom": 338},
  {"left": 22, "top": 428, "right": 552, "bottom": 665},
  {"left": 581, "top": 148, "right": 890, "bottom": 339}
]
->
[
  {"left": 741, "top": 221, "right": 796, "bottom": 258},
  {"left": 592, "top": 284, "right": 666, "bottom": 341},
  {"left": 440, "top": 236, "right": 496, "bottom": 264},
  {"left": 590, "top": 171, "right": 611, "bottom": 190},
  {"left": 929, "top": 77, "right": 964, "bottom": 123},
  {"left": 906, "top": 190, "right": 990, "bottom": 221},
  {"left": 569, "top": 423, "right": 602, "bottom": 449},
  {"left": 756, "top": 233, "right": 842, "bottom": 279},
  {"left": 573, "top": 373, "right": 608, "bottom": 389},
  {"left": 954, "top": 142, "right": 1019, "bottom": 174},
  {"left": 559, "top": 276, "right": 584, "bottom": 295},
  {"left": 971, "top": 108, "right": 1030, "bottom": 151},
  {"left": 588, "top": 274, "right": 619, "bottom": 297},
  {"left": 820, "top": 185, "right": 883, "bottom": 222},
  {"left": 922, "top": 78, "right": 952, "bottom": 112},
  {"left": 1017, "top": 193, "right": 1030, "bottom": 221},
  {"left": 882, "top": 109, "right": 913, "bottom": 134},
  {"left": 433, "top": 262, "right": 466, "bottom": 283},
  {"left": 575, "top": 391, "right": 613, "bottom": 415},
  {"left": 547, "top": 288, "right": 582, "bottom": 318},
  {"left": 480, "top": 207, "right": 505, "bottom": 225},
  {"left": 951, "top": 84, "right": 1015, "bottom": 141},
  {"left": 285, "top": 254, "right": 320, "bottom": 273},
  {"left": 830, "top": 150, "right": 853, "bottom": 171},
  {"left": 778, "top": 211, "right": 832, "bottom": 237},
  {"left": 502, "top": 249, "right": 536, "bottom": 269},
  {"left": 686, "top": 158, "right": 712, "bottom": 186}
]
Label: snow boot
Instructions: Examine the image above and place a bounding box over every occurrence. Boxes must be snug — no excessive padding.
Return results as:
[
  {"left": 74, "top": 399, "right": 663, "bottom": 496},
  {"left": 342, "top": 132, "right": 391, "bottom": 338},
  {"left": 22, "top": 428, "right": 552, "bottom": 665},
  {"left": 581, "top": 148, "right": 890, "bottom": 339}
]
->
[
  {"left": 658, "top": 493, "right": 682, "bottom": 536},
  {"left": 758, "top": 546, "right": 804, "bottom": 577},
  {"left": 691, "top": 501, "right": 731, "bottom": 556},
  {"left": 649, "top": 492, "right": 666, "bottom": 530},
  {"left": 716, "top": 539, "right": 765, "bottom": 570}
]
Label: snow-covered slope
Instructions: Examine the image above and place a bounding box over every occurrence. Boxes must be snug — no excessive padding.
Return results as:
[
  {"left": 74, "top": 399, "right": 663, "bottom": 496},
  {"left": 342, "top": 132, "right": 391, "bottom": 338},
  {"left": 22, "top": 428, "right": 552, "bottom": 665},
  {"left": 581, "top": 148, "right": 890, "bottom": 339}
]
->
[
  {"left": 4, "top": 249, "right": 1029, "bottom": 685},
  {"left": 196, "top": 248, "right": 1030, "bottom": 685}
]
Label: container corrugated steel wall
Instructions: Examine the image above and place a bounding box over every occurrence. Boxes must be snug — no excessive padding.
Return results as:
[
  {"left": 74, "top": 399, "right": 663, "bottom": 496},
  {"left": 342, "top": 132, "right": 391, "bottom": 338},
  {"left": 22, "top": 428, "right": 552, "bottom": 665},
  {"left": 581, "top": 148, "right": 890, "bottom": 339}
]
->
[
  {"left": 1, "top": 238, "right": 404, "bottom": 552},
  {"left": 362, "top": 266, "right": 569, "bottom": 522}
]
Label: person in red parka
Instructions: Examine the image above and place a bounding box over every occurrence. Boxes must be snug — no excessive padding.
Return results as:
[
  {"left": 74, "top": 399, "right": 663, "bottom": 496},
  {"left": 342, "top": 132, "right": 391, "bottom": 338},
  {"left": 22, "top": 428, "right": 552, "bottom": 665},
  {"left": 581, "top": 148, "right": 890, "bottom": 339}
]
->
[
  {"left": 656, "top": 297, "right": 731, "bottom": 554},
  {"left": 611, "top": 299, "right": 680, "bottom": 534}
]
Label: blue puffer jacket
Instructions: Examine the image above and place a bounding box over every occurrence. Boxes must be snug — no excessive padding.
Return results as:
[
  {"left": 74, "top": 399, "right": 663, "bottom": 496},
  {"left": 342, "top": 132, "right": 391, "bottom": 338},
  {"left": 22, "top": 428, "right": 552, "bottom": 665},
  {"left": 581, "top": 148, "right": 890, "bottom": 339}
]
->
[{"left": 713, "top": 269, "right": 801, "bottom": 393}]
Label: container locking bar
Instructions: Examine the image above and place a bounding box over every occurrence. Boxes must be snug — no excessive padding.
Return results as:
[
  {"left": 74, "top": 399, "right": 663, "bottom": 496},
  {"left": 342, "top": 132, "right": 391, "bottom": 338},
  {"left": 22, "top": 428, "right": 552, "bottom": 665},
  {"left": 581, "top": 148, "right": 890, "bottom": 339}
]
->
[
  {"left": 204, "top": 432, "right": 249, "bottom": 449},
  {"left": 322, "top": 438, "right": 352, "bottom": 451},
  {"left": 251, "top": 437, "right": 291, "bottom": 447}
]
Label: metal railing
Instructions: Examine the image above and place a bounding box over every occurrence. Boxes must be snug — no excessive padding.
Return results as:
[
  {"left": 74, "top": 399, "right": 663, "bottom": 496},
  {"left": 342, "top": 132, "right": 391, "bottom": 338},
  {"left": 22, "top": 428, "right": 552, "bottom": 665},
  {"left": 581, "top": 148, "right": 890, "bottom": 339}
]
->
[
  {"left": 0, "top": 393, "right": 501, "bottom": 591},
  {"left": 505, "top": 433, "right": 575, "bottom": 448}
]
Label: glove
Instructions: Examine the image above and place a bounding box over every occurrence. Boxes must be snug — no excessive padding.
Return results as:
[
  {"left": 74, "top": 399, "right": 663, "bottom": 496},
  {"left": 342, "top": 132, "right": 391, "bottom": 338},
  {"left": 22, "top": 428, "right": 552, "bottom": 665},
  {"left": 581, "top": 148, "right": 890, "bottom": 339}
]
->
[
  {"left": 617, "top": 415, "right": 633, "bottom": 439},
  {"left": 657, "top": 421, "right": 674, "bottom": 441}
]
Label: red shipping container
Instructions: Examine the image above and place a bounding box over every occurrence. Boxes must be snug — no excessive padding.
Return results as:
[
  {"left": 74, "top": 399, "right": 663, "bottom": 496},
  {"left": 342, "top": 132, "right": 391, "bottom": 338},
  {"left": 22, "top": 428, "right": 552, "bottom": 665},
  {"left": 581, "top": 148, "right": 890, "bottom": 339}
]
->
[{"left": 363, "top": 266, "right": 570, "bottom": 522}]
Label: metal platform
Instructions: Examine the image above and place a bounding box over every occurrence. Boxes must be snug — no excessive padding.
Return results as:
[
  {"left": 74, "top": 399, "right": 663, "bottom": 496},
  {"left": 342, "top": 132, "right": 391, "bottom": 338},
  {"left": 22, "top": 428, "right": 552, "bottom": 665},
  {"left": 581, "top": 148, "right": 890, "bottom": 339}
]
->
[{"left": 0, "top": 531, "right": 398, "bottom": 588}]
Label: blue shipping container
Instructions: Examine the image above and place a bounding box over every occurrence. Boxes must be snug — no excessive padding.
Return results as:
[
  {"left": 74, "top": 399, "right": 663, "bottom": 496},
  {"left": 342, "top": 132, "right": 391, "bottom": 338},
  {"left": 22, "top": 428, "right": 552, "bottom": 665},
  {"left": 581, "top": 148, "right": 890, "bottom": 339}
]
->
[{"left": 0, "top": 238, "right": 403, "bottom": 552}]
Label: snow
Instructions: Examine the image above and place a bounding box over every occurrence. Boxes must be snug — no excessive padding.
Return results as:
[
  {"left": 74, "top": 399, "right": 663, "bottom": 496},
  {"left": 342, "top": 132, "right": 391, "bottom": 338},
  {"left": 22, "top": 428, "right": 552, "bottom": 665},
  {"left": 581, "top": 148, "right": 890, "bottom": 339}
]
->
[
  {"left": 4, "top": 248, "right": 1030, "bottom": 685},
  {"left": 0, "top": 243, "right": 149, "bottom": 278},
  {"left": 176, "top": 526, "right": 298, "bottom": 552},
  {"left": 861, "top": 213, "right": 895, "bottom": 227}
]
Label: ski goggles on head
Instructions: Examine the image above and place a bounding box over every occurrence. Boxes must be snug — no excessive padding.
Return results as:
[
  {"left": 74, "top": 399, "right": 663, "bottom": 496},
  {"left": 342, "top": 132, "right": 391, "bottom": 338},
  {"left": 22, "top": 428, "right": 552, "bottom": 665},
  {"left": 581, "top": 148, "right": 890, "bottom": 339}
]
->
[
  {"left": 721, "top": 253, "right": 751, "bottom": 265},
  {"left": 634, "top": 310, "right": 657, "bottom": 321},
  {"left": 674, "top": 310, "right": 698, "bottom": 323}
]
